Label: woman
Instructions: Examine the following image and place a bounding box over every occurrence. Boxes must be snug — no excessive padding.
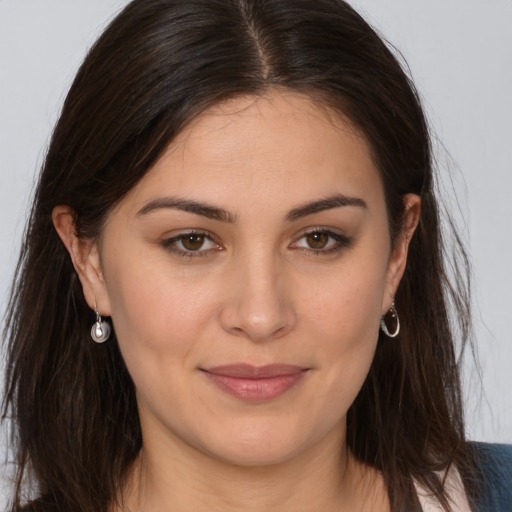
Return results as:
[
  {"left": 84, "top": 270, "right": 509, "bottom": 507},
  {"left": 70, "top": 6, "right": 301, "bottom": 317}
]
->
[{"left": 2, "top": 0, "right": 511, "bottom": 511}]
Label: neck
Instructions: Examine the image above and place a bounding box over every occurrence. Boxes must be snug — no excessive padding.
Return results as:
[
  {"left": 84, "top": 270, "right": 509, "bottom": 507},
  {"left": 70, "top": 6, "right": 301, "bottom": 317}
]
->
[{"left": 119, "top": 423, "right": 389, "bottom": 512}]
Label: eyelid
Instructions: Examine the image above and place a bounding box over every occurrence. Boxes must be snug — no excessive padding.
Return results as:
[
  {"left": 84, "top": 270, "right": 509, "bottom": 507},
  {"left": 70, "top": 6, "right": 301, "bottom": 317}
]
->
[
  {"left": 161, "top": 229, "right": 223, "bottom": 258},
  {"left": 160, "top": 226, "right": 352, "bottom": 259},
  {"left": 290, "top": 227, "right": 352, "bottom": 253}
]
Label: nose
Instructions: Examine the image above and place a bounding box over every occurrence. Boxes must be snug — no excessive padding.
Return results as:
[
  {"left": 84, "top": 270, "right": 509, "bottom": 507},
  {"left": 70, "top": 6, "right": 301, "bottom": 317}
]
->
[{"left": 219, "top": 252, "right": 297, "bottom": 342}]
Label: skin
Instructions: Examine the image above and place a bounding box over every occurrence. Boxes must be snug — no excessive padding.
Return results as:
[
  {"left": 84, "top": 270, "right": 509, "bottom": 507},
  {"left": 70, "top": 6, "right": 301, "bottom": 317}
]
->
[{"left": 54, "top": 90, "right": 420, "bottom": 512}]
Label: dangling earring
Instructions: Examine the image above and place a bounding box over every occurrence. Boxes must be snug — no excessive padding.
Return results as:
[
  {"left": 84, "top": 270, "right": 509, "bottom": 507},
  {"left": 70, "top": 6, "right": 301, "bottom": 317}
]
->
[
  {"left": 380, "top": 300, "right": 400, "bottom": 338},
  {"left": 90, "top": 301, "right": 111, "bottom": 343}
]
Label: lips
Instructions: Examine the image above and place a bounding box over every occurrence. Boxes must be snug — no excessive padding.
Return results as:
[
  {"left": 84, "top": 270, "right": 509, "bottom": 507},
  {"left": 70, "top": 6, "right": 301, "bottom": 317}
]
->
[{"left": 201, "top": 364, "right": 309, "bottom": 402}]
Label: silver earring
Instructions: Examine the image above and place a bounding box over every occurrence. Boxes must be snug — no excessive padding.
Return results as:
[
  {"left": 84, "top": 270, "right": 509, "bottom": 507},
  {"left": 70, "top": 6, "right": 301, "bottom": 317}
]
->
[
  {"left": 380, "top": 301, "right": 400, "bottom": 338},
  {"left": 90, "top": 301, "right": 111, "bottom": 343}
]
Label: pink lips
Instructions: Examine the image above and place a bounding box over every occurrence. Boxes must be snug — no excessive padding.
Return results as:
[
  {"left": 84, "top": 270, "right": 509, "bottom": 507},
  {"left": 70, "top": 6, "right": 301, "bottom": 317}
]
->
[{"left": 202, "top": 364, "right": 308, "bottom": 402}]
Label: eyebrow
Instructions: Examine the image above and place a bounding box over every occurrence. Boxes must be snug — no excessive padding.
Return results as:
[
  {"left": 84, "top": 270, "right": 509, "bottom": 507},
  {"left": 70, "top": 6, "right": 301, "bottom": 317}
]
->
[
  {"left": 137, "top": 197, "right": 237, "bottom": 223},
  {"left": 285, "top": 194, "right": 367, "bottom": 222},
  {"left": 137, "top": 193, "right": 367, "bottom": 223}
]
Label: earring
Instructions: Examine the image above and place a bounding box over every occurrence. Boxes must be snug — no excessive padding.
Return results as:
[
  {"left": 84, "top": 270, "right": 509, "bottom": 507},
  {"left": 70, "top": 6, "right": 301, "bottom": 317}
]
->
[
  {"left": 90, "top": 301, "right": 111, "bottom": 343},
  {"left": 380, "top": 301, "right": 400, "bottom": 338}
]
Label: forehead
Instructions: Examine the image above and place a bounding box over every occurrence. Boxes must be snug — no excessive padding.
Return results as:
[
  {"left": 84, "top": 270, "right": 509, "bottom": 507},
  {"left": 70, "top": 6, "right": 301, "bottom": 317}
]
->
[
  {"left": 172, "top": 90, "right": 367, "bottom": 162},
  {"left": 114, "top": 90, "right": 383, "bottom": 216}
]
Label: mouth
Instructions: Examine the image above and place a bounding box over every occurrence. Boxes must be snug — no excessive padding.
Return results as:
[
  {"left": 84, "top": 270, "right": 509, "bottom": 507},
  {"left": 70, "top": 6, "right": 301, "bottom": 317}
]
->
[{"left": 200, "top": 364, "right": 309, "bottom": 402}]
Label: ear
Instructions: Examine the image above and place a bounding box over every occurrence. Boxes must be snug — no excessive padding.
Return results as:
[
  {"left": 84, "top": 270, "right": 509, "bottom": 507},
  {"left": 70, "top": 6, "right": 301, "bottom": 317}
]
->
[
  {"left": 52, "top": 205, "right": 111, "bottom": 316},
  {"left": 382, "top": 193, "right": 421, "bottom": 313}
]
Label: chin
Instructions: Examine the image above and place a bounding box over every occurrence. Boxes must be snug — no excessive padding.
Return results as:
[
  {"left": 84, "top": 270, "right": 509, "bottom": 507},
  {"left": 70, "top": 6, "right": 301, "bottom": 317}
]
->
[{"left": 196, "top": 419, "right": 324, "bottom": 468}]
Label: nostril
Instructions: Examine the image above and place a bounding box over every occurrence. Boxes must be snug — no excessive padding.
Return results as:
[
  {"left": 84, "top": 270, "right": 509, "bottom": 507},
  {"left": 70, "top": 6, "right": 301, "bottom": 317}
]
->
[
  {"left": 221, "top": 307, "right": 296, "bottom": 342},
  {"left": 218, "top": 268, "right": 297, "bottom": 342}
]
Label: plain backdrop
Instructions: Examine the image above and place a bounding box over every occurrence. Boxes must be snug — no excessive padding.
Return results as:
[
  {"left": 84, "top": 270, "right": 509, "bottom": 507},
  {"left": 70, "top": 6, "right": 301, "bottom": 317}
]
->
[{"left": 1, "top": 0, "right": 511, "bottom": 505}]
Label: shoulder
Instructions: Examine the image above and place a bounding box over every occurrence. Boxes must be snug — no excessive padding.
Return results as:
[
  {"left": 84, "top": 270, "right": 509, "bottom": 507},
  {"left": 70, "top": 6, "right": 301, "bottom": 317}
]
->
[{"left": 471, "top": 442, "right": 512, "bottom": 512}]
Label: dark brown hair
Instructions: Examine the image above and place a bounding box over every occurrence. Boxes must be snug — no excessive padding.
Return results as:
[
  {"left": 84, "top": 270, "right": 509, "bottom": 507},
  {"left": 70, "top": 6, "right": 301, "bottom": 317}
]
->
[{"left": 3, "top": 1, "right": 477, "bottom": 511}]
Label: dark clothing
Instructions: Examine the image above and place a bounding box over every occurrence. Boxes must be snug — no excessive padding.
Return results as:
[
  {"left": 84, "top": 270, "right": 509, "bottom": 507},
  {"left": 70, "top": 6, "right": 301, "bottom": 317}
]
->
[{"left": 473, "top": 442, "right": 512, "bottom": 511}]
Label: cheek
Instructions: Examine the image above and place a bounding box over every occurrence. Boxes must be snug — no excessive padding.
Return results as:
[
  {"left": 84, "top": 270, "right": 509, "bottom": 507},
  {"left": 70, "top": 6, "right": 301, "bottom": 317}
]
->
[
  {"left": 103, "top": 256, "right": 226, "bottom": 429},
  {"left": 301, "top": 251, "right": 388, "bottom": 400},
  {"left": 305, "top": 253, "right": 387, "bottom": 340},
  {"left": 104, "top": 250, "right": 220, "bottom": 368}
]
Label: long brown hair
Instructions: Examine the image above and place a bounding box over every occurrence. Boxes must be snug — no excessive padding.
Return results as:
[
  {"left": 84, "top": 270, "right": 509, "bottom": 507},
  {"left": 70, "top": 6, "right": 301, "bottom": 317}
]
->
[{"left": 3, "top": 1, "right": 477, "bottom": 510}]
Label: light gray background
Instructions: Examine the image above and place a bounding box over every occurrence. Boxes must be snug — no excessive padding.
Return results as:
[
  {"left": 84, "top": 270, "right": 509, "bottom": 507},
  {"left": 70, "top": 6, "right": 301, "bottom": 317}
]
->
[{"left": 1, "top": 0, "right": 511, "bottom": 505}]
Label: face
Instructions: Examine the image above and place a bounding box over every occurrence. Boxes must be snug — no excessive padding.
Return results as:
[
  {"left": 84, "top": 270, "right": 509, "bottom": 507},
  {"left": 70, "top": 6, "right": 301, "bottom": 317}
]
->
[{"left": 62, "top": 91, "right": 418, "bottom": 467}]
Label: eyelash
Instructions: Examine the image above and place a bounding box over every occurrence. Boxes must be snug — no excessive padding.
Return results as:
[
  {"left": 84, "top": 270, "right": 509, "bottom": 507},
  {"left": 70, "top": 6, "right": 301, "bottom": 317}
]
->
[
  {"left": 161, "top": 230, "right": 221, "bottom": 259},
  {"left": 160, "top": 228, "right": 352, "bottom": 259},
  {"left": 291, "top": 228, "right": 352, "bottom": 255}
]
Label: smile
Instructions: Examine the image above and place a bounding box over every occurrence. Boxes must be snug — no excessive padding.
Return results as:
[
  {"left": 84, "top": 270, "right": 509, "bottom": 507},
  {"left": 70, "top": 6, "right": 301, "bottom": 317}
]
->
[{"left": 201, "top": 364, "right": 309, "bottom": 402}]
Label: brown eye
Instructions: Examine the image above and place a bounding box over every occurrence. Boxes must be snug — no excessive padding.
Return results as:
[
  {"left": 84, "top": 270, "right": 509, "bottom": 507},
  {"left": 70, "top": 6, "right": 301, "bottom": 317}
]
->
[
  {"left": 162, "top": 231, "right": 219, "bottom": 257},
  {"left": 305, "top": 232, "right": 329, "bottom": 249},
  {"left": 292, "top": 229, "right": 351, "bottom": 254},
  {"left": 181, "top": 234, "right": 206, "bottom": 251}
]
